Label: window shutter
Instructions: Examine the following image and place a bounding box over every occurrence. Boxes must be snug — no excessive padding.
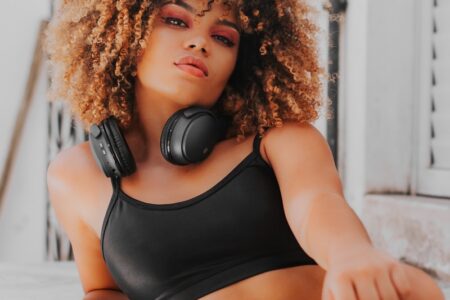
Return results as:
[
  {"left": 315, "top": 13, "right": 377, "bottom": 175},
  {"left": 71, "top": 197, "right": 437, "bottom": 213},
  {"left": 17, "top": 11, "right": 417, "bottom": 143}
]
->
[{"left": 417, "top": 0, "right": 450, "bottom": 197}]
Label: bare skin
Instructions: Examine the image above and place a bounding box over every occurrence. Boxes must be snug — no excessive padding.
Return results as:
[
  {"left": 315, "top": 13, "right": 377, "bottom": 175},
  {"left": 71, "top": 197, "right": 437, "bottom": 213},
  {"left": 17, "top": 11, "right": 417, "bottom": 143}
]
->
[{"left": 46, "top": 0, "right": 445, "bottom": 299}]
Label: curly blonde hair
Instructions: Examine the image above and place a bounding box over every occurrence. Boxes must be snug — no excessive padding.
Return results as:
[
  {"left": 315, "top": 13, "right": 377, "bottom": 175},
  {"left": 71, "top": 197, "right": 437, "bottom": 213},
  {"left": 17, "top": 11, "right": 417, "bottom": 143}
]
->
[{"left": 44, "top": 0, "right": 325, "bottom": 141}]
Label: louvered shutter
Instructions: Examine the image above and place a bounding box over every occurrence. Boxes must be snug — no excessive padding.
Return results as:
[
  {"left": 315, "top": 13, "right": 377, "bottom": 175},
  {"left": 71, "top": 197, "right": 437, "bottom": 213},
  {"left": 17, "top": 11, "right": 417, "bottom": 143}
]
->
[{"left": 417, "top": 0, "right": 450, "bottom": 197}]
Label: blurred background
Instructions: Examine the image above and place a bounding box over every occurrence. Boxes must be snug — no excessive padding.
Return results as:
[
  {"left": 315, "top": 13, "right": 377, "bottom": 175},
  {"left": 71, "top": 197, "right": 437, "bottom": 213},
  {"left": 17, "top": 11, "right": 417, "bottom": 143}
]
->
[{"left": 0, "top": 0, "right": 449, "bottom": 299}]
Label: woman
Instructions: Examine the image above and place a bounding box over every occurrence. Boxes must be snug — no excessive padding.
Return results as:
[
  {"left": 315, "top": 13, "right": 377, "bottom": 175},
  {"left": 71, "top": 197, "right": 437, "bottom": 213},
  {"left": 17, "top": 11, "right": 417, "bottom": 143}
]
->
[{"left": 44, "top": 0, "right": 444, "bottom": 299}]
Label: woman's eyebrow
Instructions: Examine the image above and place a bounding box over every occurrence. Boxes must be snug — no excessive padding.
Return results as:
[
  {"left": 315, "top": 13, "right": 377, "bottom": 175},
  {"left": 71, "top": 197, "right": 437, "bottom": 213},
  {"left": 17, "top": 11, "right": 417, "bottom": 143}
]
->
[{"left": 163, "top": 0, "right": 241, "bottom": 32}]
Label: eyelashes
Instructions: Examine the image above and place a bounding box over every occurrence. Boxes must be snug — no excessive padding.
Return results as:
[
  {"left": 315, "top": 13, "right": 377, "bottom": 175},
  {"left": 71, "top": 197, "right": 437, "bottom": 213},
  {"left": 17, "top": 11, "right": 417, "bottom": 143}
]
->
[
  {"left": 162, "top": 16, "right": 188, "bottom": 28},
  {"left": 161, "top": 16, "right": 236, "bottom": 48}
]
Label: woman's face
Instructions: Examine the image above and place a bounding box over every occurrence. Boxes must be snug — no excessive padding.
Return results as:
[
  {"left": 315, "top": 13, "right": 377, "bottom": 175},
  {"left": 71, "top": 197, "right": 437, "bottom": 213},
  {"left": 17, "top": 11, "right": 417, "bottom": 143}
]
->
[{"left": 136, "top": 0, "right": 240, "bottom": 108}]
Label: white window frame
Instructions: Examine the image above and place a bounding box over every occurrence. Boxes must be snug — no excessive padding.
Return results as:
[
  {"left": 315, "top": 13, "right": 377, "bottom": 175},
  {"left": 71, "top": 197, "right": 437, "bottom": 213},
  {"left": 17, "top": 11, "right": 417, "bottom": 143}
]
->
[{"left": 416, "top": 0, "right": 450, "bottom": 197}]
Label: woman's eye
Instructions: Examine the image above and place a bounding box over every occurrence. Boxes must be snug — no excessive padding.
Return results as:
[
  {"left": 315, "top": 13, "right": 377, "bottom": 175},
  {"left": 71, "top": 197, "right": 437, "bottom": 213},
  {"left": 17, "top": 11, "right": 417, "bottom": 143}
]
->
[
  {"left": 162, "top": 15, "right": 235, "bottom": 48},
  {"left": 162, "top": 17, "right": 188, "bottom": 28},
  {"left": 213, "top": 35, "right": 235, "bottom": 47}
]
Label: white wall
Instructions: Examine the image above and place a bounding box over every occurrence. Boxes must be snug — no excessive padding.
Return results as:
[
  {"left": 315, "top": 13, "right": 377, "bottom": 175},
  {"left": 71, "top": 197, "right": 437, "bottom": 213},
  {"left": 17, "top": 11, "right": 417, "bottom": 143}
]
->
[
  {"left": 0, "top": 1, "right": 50, "bottom": 175},
  {"left": 311, "top": 0, "right": 331, "bottom": 136},
  {"left": 341, "top": 0, "right": 417, "bottom": 212},
  {"left": 0, "top": 1, "right": 51, "bottom": 261},
  {"left": 339, "top": 0, "right": 368, "bottom": 214}
]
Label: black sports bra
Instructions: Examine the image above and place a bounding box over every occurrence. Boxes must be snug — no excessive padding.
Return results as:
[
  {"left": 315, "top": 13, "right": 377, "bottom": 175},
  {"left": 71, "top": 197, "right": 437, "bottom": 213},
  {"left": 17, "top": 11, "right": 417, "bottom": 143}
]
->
[{"left": 100, "top": 134, "right": 317, "bottom": 300}]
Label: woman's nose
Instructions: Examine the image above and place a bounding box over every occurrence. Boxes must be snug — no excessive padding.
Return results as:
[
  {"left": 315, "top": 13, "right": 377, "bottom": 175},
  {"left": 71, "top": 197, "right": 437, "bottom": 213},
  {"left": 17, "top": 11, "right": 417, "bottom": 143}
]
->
[{"left": 183, "top": 36, "right": 209, "bottom": 56}]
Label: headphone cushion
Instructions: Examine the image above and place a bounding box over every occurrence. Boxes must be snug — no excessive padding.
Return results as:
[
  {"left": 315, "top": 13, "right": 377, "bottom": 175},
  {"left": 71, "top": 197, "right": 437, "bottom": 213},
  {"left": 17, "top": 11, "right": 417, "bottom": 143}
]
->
[
  {"left": 104, "top": 117, "right": 136, "bottom": 176},
  {"left": 160, "top": 110, "right": 183, "bottom": 161}
]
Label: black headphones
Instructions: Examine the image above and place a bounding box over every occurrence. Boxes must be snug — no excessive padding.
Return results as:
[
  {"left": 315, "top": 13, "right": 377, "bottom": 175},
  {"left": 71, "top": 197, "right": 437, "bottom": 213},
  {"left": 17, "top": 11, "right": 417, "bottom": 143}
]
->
[{"left": 88, "top": 106, "right": 229, "bottom": 178}]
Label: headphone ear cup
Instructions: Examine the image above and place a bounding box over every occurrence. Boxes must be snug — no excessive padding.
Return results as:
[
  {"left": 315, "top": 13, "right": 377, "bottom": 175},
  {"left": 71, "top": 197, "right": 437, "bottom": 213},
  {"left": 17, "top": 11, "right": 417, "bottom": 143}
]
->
[
  {"left": 160, "top": 106, "right": 224, "bottom": 165},
  {"left": 89, "top": 123, "right": 117, "bottom": 178},
  {"left": 160, "top": 111, "right": 184, "bottom": 164},
  {"left": 103, "top": 117, "right": 136, "bottom": 177}
]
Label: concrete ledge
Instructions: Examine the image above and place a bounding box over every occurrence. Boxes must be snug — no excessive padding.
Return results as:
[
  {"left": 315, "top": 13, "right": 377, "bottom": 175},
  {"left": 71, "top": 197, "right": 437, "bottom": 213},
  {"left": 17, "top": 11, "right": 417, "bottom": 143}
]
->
[
  {"left": 438, "top": 281, "right": 450, "bottom": 300},
  {"left": 360, "top": 194, "right": 450, "bottom": 283},
  {"left": 0, "top": 260, "right": 448, "bottom": 298},
  {"left": 0, "top": 261, "right": 83, "bottom": 300}
]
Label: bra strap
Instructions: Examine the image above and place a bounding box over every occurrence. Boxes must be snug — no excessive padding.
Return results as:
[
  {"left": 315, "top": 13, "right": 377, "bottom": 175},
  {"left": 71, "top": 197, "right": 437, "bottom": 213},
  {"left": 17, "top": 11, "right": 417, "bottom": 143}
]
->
[
  {"left": 252, "top": 133, "right": 262, "bottom": 156},
  {"left": 101, "top": 175, "right": 121, "bottom": 261},
  {"left": 252, "top": 133, "right": 272, "bottom": 168},
  {"left": 110, "top": 175, "right": 121, "bottom": 193}
]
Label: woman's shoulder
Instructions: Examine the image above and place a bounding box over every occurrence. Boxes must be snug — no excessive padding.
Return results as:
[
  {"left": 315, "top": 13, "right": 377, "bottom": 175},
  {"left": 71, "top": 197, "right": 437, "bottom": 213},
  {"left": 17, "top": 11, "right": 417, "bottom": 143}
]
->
[
  {"left": 47, "top": 141, "right": 106, "bottom": 191},
  {"left": 220, "top": 122, "right": 320, "bottom": 168},
  {"left": 47, "top": 141, "right": 112, "bottom": 236},
  {"left": 261, "top": 121, "right": 326, "bottom": 163},
  {"left": 263, "top": 121, "right": 319, "bottom": 140}
]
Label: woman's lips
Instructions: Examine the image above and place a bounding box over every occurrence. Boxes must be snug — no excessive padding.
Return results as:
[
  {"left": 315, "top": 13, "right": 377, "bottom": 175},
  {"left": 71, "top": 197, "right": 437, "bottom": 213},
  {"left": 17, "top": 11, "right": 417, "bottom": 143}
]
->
[{"left": 174, "top": 63, "right": 207, "bottom": 78}]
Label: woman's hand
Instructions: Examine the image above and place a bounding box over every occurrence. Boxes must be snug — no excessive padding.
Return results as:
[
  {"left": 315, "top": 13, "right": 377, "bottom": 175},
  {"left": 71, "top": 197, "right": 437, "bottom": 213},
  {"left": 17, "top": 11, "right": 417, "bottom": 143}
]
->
[{"left": 321, "top": 245, "right": 413, "bottom": 300}]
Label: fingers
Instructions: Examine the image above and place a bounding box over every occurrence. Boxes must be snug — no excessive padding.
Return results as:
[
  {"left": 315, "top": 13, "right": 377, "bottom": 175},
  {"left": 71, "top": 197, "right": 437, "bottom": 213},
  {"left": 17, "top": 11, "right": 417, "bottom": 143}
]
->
[
  {"left": 322, "top": 260, "right": 427, "bottom": 300},
  {"left": 375, "top": 270, "right": 400, "bottom": 300},
  {"left": 399, "top": 263, "right": 445, "bottom": 300},
  {"left": 390, "top": 264, "right": 412, "bottom": 299},
  {"left": 353, "top": 278, "right": 379, "bottom": 300},
  {"left": 323, "top": 275, "right": 358, "bottom": 300},
  {"left": 323, "top": 271, "right": 403, "bottom": 300}
]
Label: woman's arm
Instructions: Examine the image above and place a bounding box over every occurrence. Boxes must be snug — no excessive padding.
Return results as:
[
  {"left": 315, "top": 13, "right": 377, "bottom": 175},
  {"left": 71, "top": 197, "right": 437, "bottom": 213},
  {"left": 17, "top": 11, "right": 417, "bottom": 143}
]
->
[
  {"left": 263, "top": 122, "right": 363, "bottom": 268},
  {"left": 46, "top": 143, "right": 128, "bottom": 299},
  {"left": 263, "top": 122, "right": 444, "bottom": 300},
  {"left": 294, "top": 191, "right": 372, "bottom": 269}
]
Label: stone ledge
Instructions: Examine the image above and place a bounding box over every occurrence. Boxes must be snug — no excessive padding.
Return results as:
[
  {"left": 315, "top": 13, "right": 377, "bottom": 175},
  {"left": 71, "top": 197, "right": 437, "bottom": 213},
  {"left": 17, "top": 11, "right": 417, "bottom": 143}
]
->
[
  {"left": 438, "top": 281, "right": 450, "bottom": 299},
  {"left": 360, "top": 194, "right": 450, "bottom": 284},
  {"left": 0, "top": 261, "right": 83, "bottom": 300}
]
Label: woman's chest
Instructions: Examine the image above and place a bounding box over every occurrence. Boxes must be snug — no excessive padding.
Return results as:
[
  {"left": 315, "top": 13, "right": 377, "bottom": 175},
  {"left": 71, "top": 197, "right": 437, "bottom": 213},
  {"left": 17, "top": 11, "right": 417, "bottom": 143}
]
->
[
  {"left": 100, "top": 167, "right": 310, "bottom": 299},
  {"left": 102, "top": 166, "right": 291, "bottom": 261}
]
